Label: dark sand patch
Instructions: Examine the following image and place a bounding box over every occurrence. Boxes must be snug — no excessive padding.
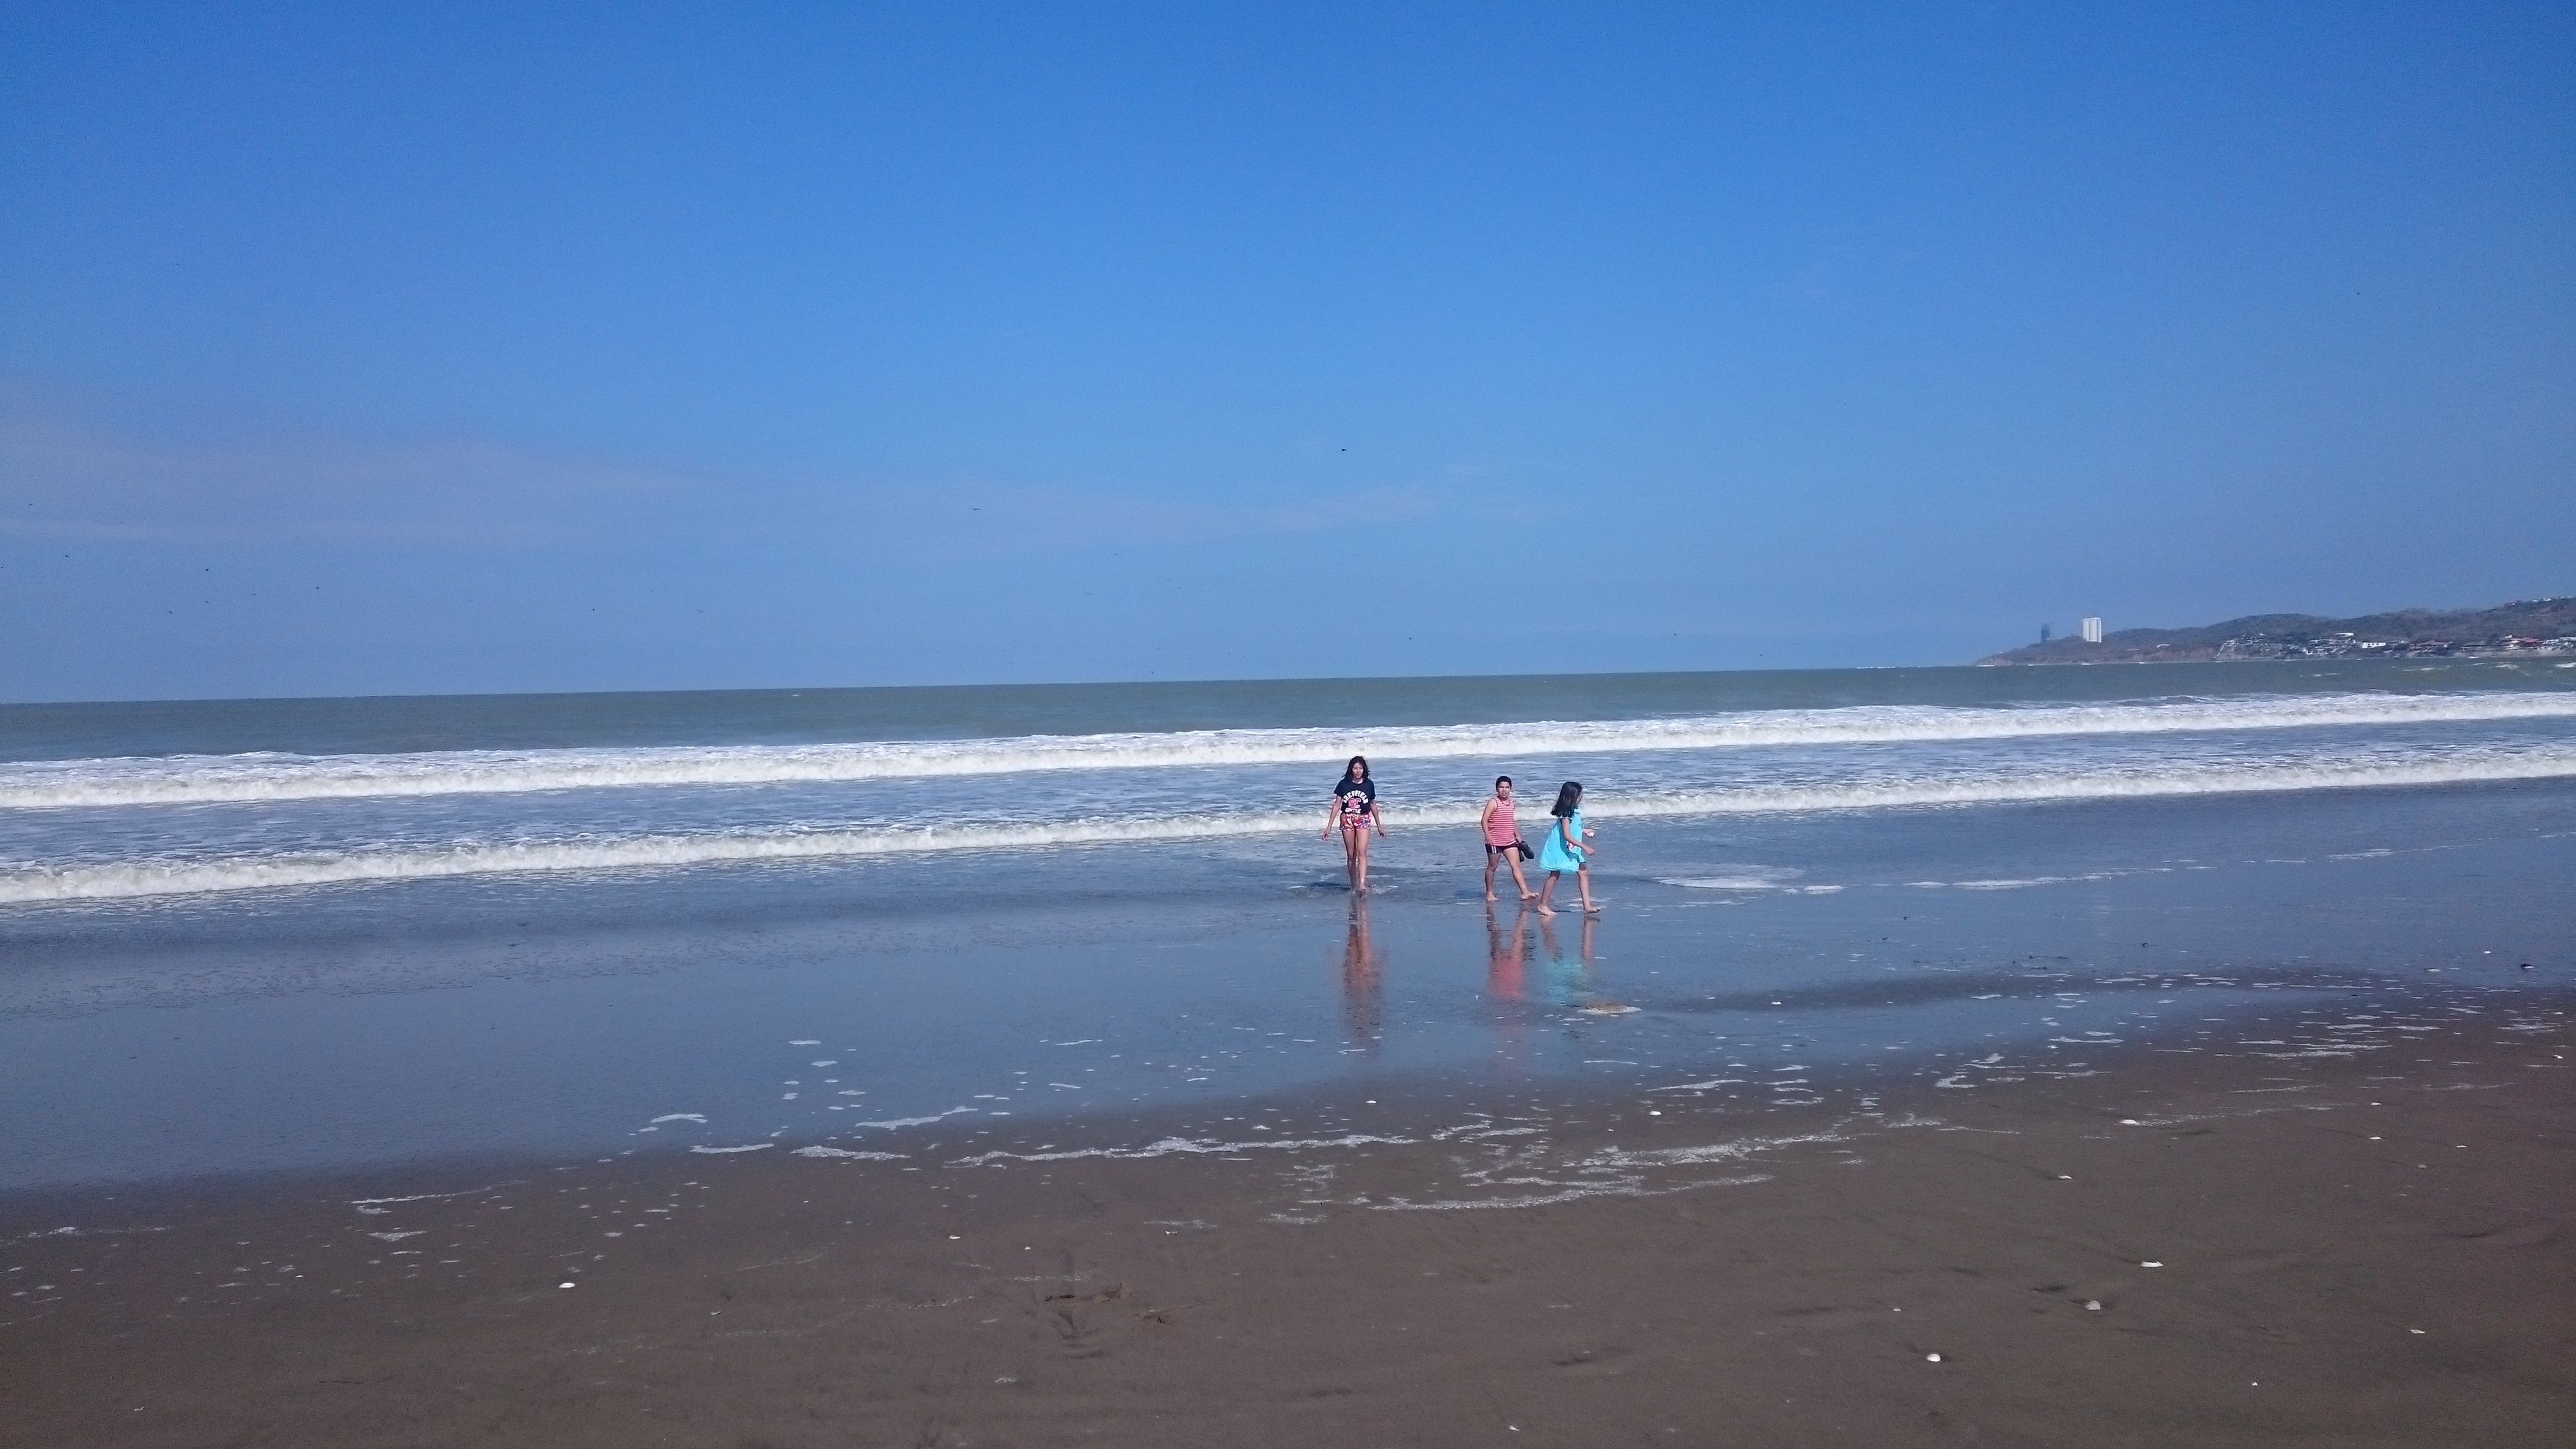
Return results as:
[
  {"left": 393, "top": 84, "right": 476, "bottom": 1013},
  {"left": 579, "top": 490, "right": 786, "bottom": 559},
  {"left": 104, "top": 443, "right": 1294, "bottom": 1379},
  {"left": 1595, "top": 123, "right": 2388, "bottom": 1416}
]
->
[{"left": 5, "top": 1012, "right": 2569, "bottom": 1448}]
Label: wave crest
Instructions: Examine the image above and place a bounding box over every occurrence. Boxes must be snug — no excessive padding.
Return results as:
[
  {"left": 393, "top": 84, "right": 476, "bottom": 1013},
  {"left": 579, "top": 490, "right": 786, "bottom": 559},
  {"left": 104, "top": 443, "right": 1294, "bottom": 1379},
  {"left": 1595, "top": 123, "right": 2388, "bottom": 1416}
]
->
[
  {"left": 5, "top": 690, "right": 2573, "bottom": 810},
  {"left": 4, "top": 745, "right": 2568, "bottom": 903}
]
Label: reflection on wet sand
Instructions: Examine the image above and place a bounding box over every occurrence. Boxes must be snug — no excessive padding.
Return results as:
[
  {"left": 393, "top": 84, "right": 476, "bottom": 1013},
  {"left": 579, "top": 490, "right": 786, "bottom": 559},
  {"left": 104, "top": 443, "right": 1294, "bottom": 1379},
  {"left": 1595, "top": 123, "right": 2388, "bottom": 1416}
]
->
[
  {"left": 1485, "top": 903, "right": 1529, "bottom": 1004},
  {"left": 1338, "top": 898, "right": 1380, "bottom": 1049},
  {"left": 1485, "top": 902, "right": 1534, "bottom": 1065},
  {"left": 1536, "top": 912, "right": 1597, "bottom": 1008}
]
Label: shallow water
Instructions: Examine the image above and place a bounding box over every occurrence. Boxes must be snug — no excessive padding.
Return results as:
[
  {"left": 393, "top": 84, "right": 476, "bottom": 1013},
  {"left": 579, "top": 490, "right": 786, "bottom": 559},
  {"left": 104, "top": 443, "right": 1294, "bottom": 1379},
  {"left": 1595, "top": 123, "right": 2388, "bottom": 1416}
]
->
[{"left": 3, "top": 771, "right": 2569, "bottom": 1189}]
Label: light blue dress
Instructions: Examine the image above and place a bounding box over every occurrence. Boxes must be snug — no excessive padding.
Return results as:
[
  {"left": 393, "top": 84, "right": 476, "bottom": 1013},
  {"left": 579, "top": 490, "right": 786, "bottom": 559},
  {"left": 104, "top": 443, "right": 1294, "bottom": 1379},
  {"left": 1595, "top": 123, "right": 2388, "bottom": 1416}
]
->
[{"left": 1536, "top": 810, "right": 1588, "bottom": 874}]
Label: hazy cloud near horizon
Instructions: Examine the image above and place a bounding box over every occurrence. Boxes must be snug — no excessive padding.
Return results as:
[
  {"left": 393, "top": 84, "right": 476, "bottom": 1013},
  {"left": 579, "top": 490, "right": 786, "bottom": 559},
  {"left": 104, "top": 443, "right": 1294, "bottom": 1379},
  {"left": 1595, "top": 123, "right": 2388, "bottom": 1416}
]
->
[
  {"left": 1, "top": 394, "right": 1477, "bottom": 557},
  {"left": 0, "top": 406, "right": 683, "bottom": 549},
  {"left": 8, "top": 374, "right": 2558, "bottom": 702}
]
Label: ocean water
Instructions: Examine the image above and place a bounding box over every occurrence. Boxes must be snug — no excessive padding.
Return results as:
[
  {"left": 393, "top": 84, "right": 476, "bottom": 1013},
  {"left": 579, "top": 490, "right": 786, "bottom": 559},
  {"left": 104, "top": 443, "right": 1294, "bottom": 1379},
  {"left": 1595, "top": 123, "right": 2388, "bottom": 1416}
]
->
[{"left": 3, "top": 659, "right": 2572, "bottom": 1192}]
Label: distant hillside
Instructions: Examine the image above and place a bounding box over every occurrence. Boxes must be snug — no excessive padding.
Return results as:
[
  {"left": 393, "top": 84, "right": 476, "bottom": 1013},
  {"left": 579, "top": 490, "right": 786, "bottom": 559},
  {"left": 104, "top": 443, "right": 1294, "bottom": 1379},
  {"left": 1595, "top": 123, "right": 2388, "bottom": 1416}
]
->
[{"left": 1979, "top": 598, "right": 2576, "bottom": 665}]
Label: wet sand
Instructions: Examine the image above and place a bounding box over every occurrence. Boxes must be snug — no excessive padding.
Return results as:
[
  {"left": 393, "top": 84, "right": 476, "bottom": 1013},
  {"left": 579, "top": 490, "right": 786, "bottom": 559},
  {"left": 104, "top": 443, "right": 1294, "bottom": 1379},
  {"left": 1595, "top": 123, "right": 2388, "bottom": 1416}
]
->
[{"left": 5, "top": 1002, "right": 2569, "bottom": 1448}]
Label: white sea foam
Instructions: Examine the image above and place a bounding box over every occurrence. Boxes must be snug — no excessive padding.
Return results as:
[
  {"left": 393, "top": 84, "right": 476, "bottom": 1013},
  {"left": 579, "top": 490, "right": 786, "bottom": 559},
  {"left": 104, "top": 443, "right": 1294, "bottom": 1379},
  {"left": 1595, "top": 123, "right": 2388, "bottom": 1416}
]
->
[
  {"left": 3, "top": 745, "right": 2571, "bottom": 903},
  {"left": 1660, "top": 874, "right": 1795, "bottom": 891},
  {"left": 7, "top": 690, "right": 2573, "bottom": 808},
  {"left": 1368, "top": 1174, "right": 1772, "bottom": 1212},
  {"left": 846, "top": 1106, "right": 979, "bottom": 1130},
  {"left": 949, "top": 1132, "right": 1413, "bottom": 1166},
  {"left": 347, "top": 1183, "right": 517, "bottom": 1207}
]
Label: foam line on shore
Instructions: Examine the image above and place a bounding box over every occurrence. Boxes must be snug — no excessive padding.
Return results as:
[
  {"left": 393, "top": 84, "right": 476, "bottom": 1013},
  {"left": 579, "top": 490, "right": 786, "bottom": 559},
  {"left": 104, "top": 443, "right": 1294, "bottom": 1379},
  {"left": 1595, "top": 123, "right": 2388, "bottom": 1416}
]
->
[
  {"left": 7, "top": 690, "right": 2574, "bottom": 808},
  {"left": 1369, "top": 1172, "right": 1778, "bottom": 1212},
  {"left": 946, "top": 1132, "right": 1415, "bottom": 1166},
  {"left": 3, "top": 746, "right": 2572, "bottom": 902}
]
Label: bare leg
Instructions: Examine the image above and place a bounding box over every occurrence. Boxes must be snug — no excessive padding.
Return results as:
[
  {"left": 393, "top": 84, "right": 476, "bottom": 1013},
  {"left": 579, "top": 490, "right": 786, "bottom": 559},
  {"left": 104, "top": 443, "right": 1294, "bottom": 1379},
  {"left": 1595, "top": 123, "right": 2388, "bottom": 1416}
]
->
[
  {"left": 1507, "top": 849, "right": 1533, "bottom": 900},
  {"left": 1340, "top": 828, "right": 1362, "bottom": 892},
  {"left": 1483, "top": 851, "right": 1499, "bottom": 902},
  {"left": 1536, "top": 871, "right": 1558, "bottom": 916},
  {"left": 1352, "top": 829, "right": 1372, "bottom": 894},
  {"left": 1578, "top": 864, "right": 1599, "bottom": 912}
]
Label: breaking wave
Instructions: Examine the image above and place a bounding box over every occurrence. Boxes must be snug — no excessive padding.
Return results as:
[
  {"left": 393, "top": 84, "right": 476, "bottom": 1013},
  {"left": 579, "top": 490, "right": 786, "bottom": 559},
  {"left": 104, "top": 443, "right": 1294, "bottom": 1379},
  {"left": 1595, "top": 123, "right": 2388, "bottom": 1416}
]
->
[
  {"left": 5, "top": 744, "right": 2569, "bottom": 903},
  {"left": 6, "top": 690, "right": 2573, "bottom": 809}
]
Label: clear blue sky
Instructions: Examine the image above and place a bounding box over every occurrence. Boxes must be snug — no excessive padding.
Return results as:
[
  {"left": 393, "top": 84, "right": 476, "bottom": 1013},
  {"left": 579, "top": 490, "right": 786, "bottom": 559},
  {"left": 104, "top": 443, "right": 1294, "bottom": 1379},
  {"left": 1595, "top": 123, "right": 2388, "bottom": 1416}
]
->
[{"left": 3, "top": 2, "right": 2569, "bottom": 701}]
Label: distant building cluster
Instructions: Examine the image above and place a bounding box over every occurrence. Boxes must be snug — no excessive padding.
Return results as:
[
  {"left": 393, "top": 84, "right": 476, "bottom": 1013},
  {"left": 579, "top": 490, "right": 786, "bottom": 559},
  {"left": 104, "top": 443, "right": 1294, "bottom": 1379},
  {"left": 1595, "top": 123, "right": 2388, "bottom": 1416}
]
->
[{"left": 2213, "top": 631, "right": 2576, "bottom": 660}]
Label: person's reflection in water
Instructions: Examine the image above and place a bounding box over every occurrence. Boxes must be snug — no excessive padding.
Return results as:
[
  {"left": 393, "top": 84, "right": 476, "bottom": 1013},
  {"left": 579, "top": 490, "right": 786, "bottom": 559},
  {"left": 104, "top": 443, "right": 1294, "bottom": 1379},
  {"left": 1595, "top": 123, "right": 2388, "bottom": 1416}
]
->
[
  {"left": 1484, "top": 900, "right": 1532, "bottom": 1067},
  {"left": 1485, "top": 902, "right": 1528, "bottom": 1003},
  {"left": 1534, "top": 910, "right": 1598, "bottom": 1008},
  {"left": 1338, "top": 897, "right": 1381, "bottom": 1050}
]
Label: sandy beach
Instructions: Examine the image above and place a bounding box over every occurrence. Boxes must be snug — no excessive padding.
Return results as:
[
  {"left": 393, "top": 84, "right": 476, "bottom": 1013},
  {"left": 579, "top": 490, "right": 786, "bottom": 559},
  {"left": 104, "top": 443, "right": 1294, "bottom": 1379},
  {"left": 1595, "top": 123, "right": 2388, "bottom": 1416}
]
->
[{"left": 8, "top": 1001, "right": 2567, "bottom": 1448}]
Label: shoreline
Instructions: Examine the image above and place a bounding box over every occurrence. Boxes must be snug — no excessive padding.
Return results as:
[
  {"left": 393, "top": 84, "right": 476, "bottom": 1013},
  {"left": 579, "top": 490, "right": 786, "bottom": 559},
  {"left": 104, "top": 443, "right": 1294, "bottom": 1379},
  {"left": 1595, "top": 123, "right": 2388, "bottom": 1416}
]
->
[{"left": 8, "top": 996, "right": 2569, "bottom": 1447}]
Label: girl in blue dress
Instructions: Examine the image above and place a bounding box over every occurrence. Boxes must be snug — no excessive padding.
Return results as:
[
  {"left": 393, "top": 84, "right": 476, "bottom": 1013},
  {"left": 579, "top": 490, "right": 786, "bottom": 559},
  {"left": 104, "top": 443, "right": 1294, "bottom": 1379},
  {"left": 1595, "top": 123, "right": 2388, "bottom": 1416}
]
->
[{"left": 1534, "top": 780, "right": 1599, "bottom": 916}]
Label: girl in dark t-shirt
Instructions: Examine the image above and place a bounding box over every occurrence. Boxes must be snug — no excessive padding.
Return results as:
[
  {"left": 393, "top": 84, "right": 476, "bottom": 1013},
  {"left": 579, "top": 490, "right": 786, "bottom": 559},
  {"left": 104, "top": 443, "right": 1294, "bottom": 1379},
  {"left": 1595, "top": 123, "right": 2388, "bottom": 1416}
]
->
[{"left": 1320, "top": 755, "right": 1390, "bottom": 894}]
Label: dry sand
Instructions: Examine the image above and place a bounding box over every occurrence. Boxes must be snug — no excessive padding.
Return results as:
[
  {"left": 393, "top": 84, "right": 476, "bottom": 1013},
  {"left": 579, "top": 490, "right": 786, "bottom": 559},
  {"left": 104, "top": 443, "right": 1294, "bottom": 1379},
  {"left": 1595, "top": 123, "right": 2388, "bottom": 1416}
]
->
[{"left": 5, "top": 1009, "right": 2569, "bottom": 1448}]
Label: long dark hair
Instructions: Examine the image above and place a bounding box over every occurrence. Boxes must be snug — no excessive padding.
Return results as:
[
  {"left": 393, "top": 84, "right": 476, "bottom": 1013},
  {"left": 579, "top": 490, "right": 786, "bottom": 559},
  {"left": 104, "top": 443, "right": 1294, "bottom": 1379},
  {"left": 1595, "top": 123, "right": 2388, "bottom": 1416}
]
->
[
  {"left": 1550, "top": 781, "right": 1582, "bottom": 817},
  {"left": 1336, "top": 755, "right": 1371, "bottom": 791}
]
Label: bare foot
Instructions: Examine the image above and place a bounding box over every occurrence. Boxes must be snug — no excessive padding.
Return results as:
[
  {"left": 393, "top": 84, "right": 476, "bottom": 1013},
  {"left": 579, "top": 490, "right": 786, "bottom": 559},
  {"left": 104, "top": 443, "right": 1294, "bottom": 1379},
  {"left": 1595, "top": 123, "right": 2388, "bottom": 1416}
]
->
[{"left": 1536, "top": 903, "right": 1556, "bottom": 917}]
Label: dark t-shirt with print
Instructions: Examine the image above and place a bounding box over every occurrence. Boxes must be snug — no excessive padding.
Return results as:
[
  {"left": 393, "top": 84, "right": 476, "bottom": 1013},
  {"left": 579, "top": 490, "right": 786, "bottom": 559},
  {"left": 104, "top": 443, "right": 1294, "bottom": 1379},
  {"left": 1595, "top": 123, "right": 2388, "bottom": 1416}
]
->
[{"left": 1334, "top": 777, "right": 1377, "bottom": 826}]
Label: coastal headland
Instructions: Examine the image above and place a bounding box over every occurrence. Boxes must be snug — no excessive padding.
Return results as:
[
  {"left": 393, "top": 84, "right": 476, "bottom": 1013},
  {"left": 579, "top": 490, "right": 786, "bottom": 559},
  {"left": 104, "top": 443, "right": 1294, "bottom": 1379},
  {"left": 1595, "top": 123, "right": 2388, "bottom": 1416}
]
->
[{"left": 1982, "top": 597, "right": 2576, "bottom": 665}]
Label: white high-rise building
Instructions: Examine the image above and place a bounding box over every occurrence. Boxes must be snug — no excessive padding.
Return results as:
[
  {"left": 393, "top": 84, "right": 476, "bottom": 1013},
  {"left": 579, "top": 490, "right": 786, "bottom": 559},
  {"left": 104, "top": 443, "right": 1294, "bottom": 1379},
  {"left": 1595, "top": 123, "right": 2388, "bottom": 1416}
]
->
[{"left": 2080, "top": 616, "right": 2103, "bottom": 643}]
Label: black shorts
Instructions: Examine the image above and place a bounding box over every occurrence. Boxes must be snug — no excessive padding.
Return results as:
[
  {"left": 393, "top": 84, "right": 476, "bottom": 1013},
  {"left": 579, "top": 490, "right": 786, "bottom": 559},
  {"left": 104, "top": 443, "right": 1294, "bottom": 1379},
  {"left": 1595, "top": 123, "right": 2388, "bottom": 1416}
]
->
[{"left": 1486, "top": 841, "right": 1532, "bottom": 860}]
